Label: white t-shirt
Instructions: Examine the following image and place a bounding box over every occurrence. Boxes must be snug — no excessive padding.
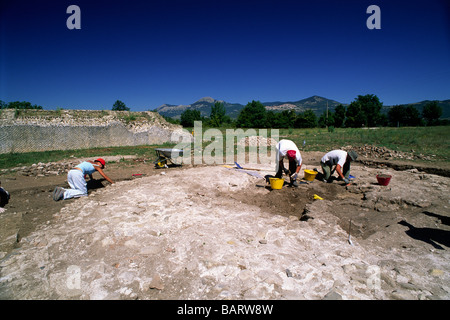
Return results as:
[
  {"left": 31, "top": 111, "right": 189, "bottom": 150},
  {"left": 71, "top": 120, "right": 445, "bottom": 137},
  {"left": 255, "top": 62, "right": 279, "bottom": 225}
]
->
[
  {"left": 276, "top": 139, "right": 302, "bottom": 166},
  {"left": 321, "top": 150, "right": 347, "bottom": 167}
]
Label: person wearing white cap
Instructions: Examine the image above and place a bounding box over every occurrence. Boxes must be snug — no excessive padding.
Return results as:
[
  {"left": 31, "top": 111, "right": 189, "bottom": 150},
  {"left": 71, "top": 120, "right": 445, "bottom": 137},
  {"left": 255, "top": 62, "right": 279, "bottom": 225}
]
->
[
  {"left": 53, "top": 158, "right": 114, "bottom": 201},
  {"left": 320, "top": 150, "right": 358, "bottom": 185},
  {"left": 274, "top": 139, "right": 303, "bottom": 187}
]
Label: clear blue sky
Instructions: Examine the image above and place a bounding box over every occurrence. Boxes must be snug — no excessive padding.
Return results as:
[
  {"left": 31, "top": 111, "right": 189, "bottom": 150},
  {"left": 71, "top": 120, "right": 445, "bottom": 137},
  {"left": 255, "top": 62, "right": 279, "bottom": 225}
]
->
[{"left": 1, "top": 0, "right": 449, "bottom": 111}]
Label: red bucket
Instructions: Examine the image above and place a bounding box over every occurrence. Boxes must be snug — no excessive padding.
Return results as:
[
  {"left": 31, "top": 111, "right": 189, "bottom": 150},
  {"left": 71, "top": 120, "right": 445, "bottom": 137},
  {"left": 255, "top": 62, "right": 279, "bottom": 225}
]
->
[{"left": 376, "top": 174, "right": 392, "bottom": 186}]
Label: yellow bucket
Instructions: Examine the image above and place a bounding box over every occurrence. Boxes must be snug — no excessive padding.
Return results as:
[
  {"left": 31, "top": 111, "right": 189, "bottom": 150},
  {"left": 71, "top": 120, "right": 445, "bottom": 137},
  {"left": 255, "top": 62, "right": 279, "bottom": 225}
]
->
[
  {"left": 269, "top": 178, "right": 284, "bottom": 189},
  {"left": 304, "top": 169, "right": 318, "bottom": 181}
]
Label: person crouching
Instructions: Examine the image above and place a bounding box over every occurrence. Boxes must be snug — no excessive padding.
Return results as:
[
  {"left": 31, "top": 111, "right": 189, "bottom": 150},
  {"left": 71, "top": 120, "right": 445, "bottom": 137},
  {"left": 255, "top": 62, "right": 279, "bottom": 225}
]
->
[
  {"left": 53, "top": 158, "right": 114, "bottom": 201},
  {"left": 320, "top": 150, "right": 358, "bottom": 185},
  {"left": 275, "top": 139, "right": 303, "bottom": 187}
]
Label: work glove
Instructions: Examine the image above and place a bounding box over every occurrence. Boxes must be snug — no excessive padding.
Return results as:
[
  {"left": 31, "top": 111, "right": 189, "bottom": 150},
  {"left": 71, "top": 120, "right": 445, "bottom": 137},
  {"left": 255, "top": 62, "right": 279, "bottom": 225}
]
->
[
  {"left": 344, "top": 178, "right": 350, "bottom": 184},
  {"left": 291, "top": 173, "right": 298, "bottom": 181}
]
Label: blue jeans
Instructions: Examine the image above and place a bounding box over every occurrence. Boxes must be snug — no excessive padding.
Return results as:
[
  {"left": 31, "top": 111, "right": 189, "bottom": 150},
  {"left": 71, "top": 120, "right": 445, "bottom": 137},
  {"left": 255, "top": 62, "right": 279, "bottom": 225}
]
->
[{"left": 63, "top": 169, "right": 88, "bottom": 199}]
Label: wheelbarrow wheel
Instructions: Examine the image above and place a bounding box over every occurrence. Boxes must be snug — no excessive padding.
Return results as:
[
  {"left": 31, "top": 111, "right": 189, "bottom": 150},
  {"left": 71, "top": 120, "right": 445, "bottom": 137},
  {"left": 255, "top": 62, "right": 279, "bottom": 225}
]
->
[{"left": 156, "top": 159, "right": 167, "bottom": 168}]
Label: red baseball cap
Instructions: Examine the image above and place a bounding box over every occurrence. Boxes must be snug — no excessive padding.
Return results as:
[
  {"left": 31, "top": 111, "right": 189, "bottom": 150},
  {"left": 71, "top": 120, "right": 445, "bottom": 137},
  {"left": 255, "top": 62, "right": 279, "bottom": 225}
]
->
[
  {"left": 96, "top": 158, "right": 106, "bottom": 166},
  {"left": 287, "top": 150, "right": 296, "bottom": 160}
]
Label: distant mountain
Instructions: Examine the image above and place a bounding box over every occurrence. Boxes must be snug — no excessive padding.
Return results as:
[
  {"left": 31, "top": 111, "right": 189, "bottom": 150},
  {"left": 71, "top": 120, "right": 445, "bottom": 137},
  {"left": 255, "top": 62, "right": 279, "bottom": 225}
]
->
[
  {"left": 403, "top": 99, "right": 450, "bottom": 119},
  {"left": 155, "top": 96, "right": 450, "bottom": 120},
  {"left": 155, "top": 97, "right": 245, "bottom": 120},
  {"left": 155, "top": 95, "right": 344, "bottom": 119},
  {"left": 263, "top": 95, "right": 343, "bottom": 114}
]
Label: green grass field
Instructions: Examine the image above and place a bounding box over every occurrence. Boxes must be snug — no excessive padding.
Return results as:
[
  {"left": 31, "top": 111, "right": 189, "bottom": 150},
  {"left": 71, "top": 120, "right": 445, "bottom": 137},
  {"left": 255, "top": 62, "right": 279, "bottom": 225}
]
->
[
  {"left": 279, "top": 126, "right": 450, "bottom": 158},
  {"left": 0, "top": 126, "right": 448, "bottom": 169}
]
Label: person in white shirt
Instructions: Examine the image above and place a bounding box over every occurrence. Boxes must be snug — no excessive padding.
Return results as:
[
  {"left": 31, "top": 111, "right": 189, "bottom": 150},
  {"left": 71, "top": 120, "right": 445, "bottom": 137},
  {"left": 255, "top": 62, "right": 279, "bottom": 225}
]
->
[
  {"left": 320, "top": 150, "right": 358, "bottom": 185},
  {"left": 275, "top": 139, "right": 303, "bottom": 187}
]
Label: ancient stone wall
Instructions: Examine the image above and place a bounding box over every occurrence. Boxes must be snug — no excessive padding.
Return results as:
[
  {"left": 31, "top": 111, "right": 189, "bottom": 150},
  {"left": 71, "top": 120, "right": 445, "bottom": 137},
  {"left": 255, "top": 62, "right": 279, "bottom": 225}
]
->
[{"left": 0, "top": 109, "right": 188, "bottom": 154}]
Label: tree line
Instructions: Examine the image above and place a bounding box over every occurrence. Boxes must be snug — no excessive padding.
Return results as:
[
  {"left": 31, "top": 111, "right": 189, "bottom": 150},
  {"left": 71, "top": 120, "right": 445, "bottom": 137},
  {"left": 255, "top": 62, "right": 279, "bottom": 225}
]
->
[
  {"left": 0, "top": 99, "right": 130, "bottom": 112},
  {"left": 176, "top": 94, "right": 445, "bottom": 128},
  {"left": 2, "top": 96, "right": 445, "bottom": 128},
  {"left": 0, "top": 100, "right": 43, "bottom": 110}
]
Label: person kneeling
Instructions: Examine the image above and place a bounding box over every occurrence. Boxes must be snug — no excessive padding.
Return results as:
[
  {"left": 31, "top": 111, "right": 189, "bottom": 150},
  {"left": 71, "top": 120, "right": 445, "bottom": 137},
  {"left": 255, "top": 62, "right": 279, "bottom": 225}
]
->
[
  {"left": 53, "top": 158, "right": 114, "bottom": 201},
  {"left": 320, "top": 150, "right": 357, "bottom": 185}
]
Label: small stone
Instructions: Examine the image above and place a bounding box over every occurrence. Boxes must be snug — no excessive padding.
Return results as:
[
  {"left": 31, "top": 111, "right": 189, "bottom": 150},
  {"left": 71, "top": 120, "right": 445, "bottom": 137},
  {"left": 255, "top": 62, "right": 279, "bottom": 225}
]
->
[
  {"left": 238, "top": 269, "right": 252, "bottom": 281},
  {"left": 36, "top": 240, "right": 48, "bottom": 247},
  {"left": 380, "top": 273, "right": 396, "bottom": 287},
  {"left": 124, "top": 239, "right": 139, "bottom": 247},
  {"left": 429, "top": 269, "right": 444, "bottom": 277},
  {"left": 390, "top": 290, "right": 416, "bottom": 300},
  {"left": 149, "top": 274, "right": 164, "bottom": 290},
  {"left": 399, "top": 282, "right": 417, "bottom": 290},
  {"left": 285, "top": 269, "right": 293, "bottom": 277},
  {"left": 139, "top": 246, "right": 160, "bottom": 255},
  {"left": 259, "top": 239, "right": 267, "bottom": 244},
  {"left": 322, "top": 290, "right": 343, "bottom": 300}
]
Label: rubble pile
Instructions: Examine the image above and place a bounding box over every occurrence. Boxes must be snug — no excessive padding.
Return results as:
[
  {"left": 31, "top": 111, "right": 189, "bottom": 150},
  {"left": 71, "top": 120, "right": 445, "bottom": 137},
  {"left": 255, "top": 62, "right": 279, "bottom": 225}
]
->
[
  {"left": 237, "top": 136, "right": 278, "bottom": 147},
  {"left": 342, "top": 145, "right": 435, "bottom": 161},
  {"left": 0, "top": 156, "right": 136, "bottom": 177},
  {"left": 2, "top": 162, "right": 77, "bottom": 177}
]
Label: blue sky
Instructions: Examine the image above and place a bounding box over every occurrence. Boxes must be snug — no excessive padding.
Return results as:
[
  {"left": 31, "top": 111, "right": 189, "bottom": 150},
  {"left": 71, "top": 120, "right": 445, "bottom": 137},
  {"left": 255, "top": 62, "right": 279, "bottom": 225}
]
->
[{"left": 1, "top": 0, "right": 449, "bottom": 111}]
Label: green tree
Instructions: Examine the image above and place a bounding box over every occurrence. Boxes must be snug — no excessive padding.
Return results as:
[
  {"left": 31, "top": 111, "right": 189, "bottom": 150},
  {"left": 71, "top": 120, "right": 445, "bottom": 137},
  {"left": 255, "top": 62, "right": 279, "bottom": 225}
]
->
[
  {"left": 422, "top": 101, "right": 442, "bottom": 126},
  {"left": 378, "top": 113, "right": 388, "bottom": 127},
  {"left": 388, "top": 105, "right": 406, "bottom": 127},
  {"left": 346, "top": 94, "right": 383, "bottom": 127},
  {"left": 318, "top": 111, "right": 335, "bottom": 128},
  {"left": 162, "top": 115, "right": 180, "bottom": 125},
  {"left": 390, "top": 104, "right": 422, "bottom": 127},
  {"left": 268, "top": 110, "right": 297, "bottom": 128},
  {"left": 236, "top": 100, "right": 267, "bottom": 128},
  {"left": 7, "top": 101, "right": 43, "bottom": 109},
  {"left": 112, "top": 100, "right": 130, "bottom": 111},
  {"left": 266, "top": 111, "right": 277, "bottom": 128},
  {"left": 295, "top": 110, "right": 317, "bottom": 128},
  {"left": 333, "top": 104, "right": 346, "bottom": 128},
  {"left": 180, "top": 109, "right": 202, "bottom": 127},
  {"left": 346, "top": 102, "right": 365, "bottom": 128},
  {"left": 360, "top": 94, "right": 383, "bottom": 127},
  {"left": 281, "top": 110, "right": 297, "bottom": 128},
  {"left": 209, "top": 102, "right": 227, "bottom": 127},
  {"left": 404, "top": 105, "right": 421, "bottom": 126}
]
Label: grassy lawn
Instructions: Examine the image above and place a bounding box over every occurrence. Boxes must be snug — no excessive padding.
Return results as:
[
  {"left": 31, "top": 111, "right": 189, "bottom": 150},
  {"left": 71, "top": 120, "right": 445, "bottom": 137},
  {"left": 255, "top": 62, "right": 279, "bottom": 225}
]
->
[
  {"left": 193, "top": 125, "right": 449, "bottom": 159},
  {"left": 1, "top": 126, "right": 448, "bottom": 169},
  {"left": 0, "top": 143, "right": 175, "bottom": 169},
  {"left": 278, "top": 126, "right": 450, "bottom": 159}
]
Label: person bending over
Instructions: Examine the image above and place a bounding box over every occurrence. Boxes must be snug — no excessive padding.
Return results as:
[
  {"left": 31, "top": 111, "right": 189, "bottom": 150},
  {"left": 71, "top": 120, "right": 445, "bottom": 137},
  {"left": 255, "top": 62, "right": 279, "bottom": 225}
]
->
[
  {"left": 275, "top": 139, "right": 303, "bottom": 187},
  {"left": 53, "top": 158, "right": 114, "bottom": 201},
  {"left": 320, "top": 150, "right": 357, "bottom": 185}
]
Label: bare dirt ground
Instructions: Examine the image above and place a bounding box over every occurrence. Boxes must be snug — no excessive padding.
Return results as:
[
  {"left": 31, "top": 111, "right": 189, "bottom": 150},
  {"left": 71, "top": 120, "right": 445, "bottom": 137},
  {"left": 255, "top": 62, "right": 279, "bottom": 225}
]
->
[{"left": 0, "top": 152, "right": 449, "bottom": 300}]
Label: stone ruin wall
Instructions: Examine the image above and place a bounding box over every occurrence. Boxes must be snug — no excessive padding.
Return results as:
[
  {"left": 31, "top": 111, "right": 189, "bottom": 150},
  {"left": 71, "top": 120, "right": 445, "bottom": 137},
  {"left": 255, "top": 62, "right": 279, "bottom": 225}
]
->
[{"left": 0, "top": 109, "right": 189, "bottom": 154}]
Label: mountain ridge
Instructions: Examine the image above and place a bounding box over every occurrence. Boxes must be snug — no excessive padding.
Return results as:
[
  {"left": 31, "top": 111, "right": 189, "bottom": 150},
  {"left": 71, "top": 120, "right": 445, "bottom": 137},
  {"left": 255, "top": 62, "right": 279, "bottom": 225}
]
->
[{"left": 155, "top": 96, "right": 450, "bottom": 119}]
